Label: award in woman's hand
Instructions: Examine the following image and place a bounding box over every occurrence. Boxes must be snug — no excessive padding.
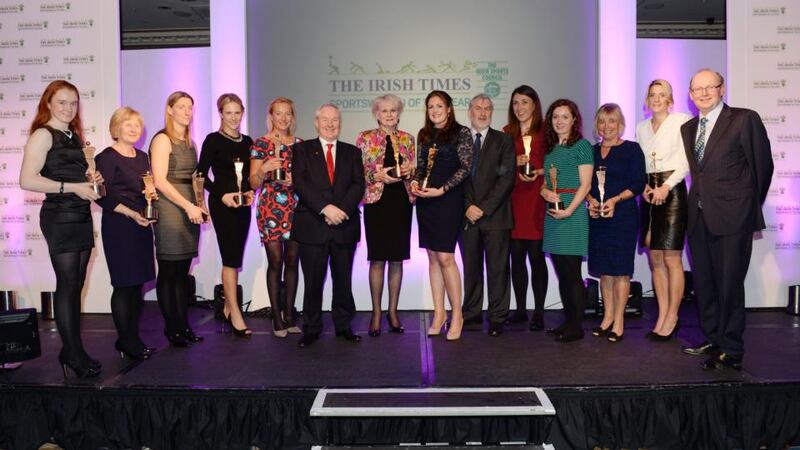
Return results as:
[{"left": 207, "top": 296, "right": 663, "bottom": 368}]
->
[
  {"left": 141, "top": 171, "right": 158, "bottom": 221},
  {"left": 192, "top": 170, "right": 206, "bottom": 209},
  {"left": 82, "top": 142, "right": 106, "bottom": 197},
  {"left": 420, "top": 143, "right": 438, "bottom": 189},
  {"left": 233, "top": 157, "right": 244, "bottom": 206},
  {"left": 519, "top": 135, "right": 536, "bottom": 176},
  {"left": 596, "top": 165, "right": 607, "bottom": 218},
  {"left": 548, "top": 163, "right": 565, "bottom": 211},
  {"left": 385, "top": 133, "right": 408, "bottom": 180}
]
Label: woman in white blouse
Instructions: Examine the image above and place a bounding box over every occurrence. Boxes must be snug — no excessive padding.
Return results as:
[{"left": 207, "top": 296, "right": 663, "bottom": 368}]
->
[{"left": 635, "top": 79, "right": 691, "bottom": 341}]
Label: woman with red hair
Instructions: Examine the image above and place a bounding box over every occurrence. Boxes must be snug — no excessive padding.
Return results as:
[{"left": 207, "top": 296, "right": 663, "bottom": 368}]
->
[{"left": 19, "top": 80, "right": 104, "bottom": 378}]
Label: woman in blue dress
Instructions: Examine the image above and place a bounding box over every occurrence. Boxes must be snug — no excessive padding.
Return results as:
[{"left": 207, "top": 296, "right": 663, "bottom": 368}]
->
[{"left": 586, "top": 104, "right": 646, "bottom": 342}]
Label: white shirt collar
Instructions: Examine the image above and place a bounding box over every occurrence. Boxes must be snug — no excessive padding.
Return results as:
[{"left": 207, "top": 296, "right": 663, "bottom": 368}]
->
[{"left": 319, "top": 137, "right": 337, "bottom": 147}]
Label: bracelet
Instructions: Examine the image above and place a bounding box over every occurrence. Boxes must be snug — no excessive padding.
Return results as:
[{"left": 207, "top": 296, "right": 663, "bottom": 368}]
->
[{"left": 59, "top": 181, "right": 64, "bottom": 194}]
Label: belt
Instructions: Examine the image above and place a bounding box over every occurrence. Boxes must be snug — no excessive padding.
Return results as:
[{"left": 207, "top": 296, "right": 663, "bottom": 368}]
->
[
  {"left": 555, "top": 188, "right": 578, "bottom": 193},
  {"left": 167, "top": 177, "right": 192, "bottom": 185}
]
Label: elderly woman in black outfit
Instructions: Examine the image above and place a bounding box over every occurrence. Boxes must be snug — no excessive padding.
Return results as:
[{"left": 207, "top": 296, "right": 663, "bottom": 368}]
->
[
  {"left": 198, "top": 93, "right": 254, "bottom": 338},
  {"left": 95, "top": 106, "right": 156, "bottom": 360},
  {"left": 19, "top": 80, "right": 103, "bottom": 377}
]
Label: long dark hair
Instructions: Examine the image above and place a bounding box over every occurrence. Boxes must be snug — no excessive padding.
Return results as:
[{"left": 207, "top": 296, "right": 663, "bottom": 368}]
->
[
  {"left": 418, "top": 90, "right": 458, "bottom": 145},
  {"left": 544, "top": 99, "right": 583, "bottom": 153},
  {"left": 506, "top": 85, "right": 543, "bottom": 138}
]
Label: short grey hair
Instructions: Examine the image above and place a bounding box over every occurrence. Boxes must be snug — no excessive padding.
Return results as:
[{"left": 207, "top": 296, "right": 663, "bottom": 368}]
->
[
  {"left": 469, "top": 93, "right": 494, "bottom": 109},
  {"left": 371, "top": 94, "right": 404, "bottom": 120},
  {"left": 315, "top": 103, "right": 341, "bottom": 120}
]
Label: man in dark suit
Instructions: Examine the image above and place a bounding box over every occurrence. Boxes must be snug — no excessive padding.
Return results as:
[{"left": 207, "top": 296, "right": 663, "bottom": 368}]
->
[
  {"left": 460, "top": 94, "right": 516, "bottom": 336},
  {"left": 292, "top": 103, "right": 365, "bottom": 347},
  {"left": 680, "top": 69, "right": 773, "bottom": 370}
]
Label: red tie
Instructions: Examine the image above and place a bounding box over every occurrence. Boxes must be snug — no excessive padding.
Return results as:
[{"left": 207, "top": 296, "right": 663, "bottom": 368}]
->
[{"left": 325, "top": 143, "right": 335, "bottom": 184}]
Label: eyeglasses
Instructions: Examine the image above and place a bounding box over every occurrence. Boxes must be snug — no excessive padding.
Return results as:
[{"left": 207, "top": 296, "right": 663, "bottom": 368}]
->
[{"left": 690, "top": 84, "right": 722, "bottom": 94}]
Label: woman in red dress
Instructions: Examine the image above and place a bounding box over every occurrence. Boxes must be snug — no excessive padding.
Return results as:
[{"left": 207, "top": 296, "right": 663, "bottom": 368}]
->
[
  {"left": 503, "top": 85, "right": 548, "bottom": 330},
  {"left": 249, "top": 97, "right": 302, "bottom": 337}
]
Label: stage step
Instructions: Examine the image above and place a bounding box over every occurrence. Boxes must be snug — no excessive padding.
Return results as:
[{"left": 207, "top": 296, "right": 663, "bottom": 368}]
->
[
  {"left": 310, "top": 387, "right": 555, "bottom": 417},
  {"left": 312, "top": 445, "right": 554, "bottom": 449}
]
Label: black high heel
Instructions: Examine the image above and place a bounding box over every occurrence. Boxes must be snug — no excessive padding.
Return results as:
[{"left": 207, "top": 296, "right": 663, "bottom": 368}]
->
[
  {"left": 650, "top": 319, "right": 680, "bottom": 342},
  {"left": 386, "top": 312, "right": 404, "bottom": 334},
  {"left": 115, "top": 340, "right": 150, "bottom": 360},
  {"left": 166, "top": 332, "right": 190, "bottom": 348},
  {"left": 183, "top": 328, "right": 204, "bottom": 343},
  {"left": 591, "top": 322, "right": 614, "bottom": 337},
  {"left": 59, "top": 352, "right": 100, "bottom": 379}
]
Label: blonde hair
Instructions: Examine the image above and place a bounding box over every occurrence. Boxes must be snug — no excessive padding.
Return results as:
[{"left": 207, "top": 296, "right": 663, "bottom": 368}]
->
[
  {"left": 164, "top": 91, "right": 194, "bottom": 141},
  {"left": 644, "top": 79, "right": 674, "bottom": 112},
  {"left": 593, "top": 103, "right": 626, "bottom": 139},
  {"left": 266, "top": 96, "right": 297, "bottom": 135},
  {"left": 109, "top": 106, "right": 144, "bottom": 141},
  {"left": 217, "top": 93, "right": 244, "bottom": 114}
]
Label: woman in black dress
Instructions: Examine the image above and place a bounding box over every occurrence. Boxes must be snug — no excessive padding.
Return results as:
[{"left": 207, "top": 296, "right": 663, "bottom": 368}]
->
[
  {"left": 95, "top": 106, "right": 156, "bottom": 359},
  {"left": 198, "top": 93, "right": 254, "bottom": 337},
  {"left": 19, "top": 80, "right": 103, "bottom": 378},
  {"left": 356, "top": 94, "right": 416, "bottom": 336},
  {"left": 411, "top": 90, "right": 472, "bottom": 341}
]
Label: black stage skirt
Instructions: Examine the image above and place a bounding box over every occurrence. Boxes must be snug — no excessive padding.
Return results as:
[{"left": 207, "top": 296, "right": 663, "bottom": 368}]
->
[
  {"left": 640, "top": 170, "right": 687, "bottom": 250},
  {"left": 364, "top": 182, "right": 413, "bottom": 261}
]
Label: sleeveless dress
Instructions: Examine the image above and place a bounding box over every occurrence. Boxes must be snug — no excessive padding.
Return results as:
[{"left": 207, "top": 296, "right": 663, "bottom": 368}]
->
[
  {"left": 39, "top": 126, "right": 94, "bottom": 255},
  {"left": 150, "top": 130, "right": 200, "bottom": 261}
]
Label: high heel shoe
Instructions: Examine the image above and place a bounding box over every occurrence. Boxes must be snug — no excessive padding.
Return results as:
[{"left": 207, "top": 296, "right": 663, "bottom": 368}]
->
[
  {"left": 166, "top": 332, "right": 190, "bottom": 348},
  {"left": 650, "top": 319, "right": 680, "bottom": 342},
  {"left": 183, "top": 328, "right": 204, "bottom": 343},
  {"left": 272, "top": 318, "right": 288, "bottom": 338},
  {"left": 368, "top": 314, "right": 381, "bottom": 337},
  {"left": 607, "top": 331, "right": 624, "bottom": 343},
  {"left": 446, "top": 316, "right": 463, "bottom": 341},
  {"left": 59, "top": 354, "right": 101, "bottom": 379},
  {"left": 591, "top": 322, "right": 614, "bottom": 337},
  {"left": 115, "top": 340, "right": 150, "bottom": 360},
  {"left": 386, "top": 312, "right": 404, "bottom": 334},
  {"left": 427, "top": 315, "right": 447, "bottom": 336},
  {"left": 224, "top": 313, "right": 252, "bottom": 338}
]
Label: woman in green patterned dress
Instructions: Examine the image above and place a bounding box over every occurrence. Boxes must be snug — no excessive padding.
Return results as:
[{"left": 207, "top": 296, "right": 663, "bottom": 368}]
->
[{"left": 540, "top": 99, "right": 594, "bottom": 342}]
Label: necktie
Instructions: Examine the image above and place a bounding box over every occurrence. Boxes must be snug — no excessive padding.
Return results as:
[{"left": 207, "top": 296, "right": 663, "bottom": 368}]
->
[
  {"left": 471, "top": 132, "right": 482, "bottom": 177},
  {"left": 694, "top": 117, "right": 708, "bottom": 165},
  {"left": 325, "top": 143, "right": 335, "bottom": 184}
]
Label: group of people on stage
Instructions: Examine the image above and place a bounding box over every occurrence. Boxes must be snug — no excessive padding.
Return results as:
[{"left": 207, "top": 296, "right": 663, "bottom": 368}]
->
[{"left": 19, "top": 67, "right": 772, "bottom": 377}]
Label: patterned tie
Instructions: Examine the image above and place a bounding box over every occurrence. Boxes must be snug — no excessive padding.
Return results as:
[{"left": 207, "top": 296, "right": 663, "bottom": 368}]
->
[
  {"left": 325, "top": 143, "right": 335, "bottom": 184},
  {"left": 471, "top": 132, "right": 482, "bottom": 177},
  {"left": 694, "top": 117, "right": 708, "bottom": 165}
]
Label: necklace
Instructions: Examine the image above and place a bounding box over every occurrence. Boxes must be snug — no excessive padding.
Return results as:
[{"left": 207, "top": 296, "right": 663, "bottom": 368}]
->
[
  {"left": 220, "top": 129, "right": 243, "bottom": 143},
  {"left": 60, "top": 129, "right": 73, "bottom": 139}
]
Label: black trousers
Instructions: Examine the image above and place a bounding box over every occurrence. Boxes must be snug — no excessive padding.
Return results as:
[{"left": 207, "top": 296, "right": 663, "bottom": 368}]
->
[
  {"left": 550, "top": 254, "right": 586, "bottom": 332},
  {"left": 459, "top": 226, "right": 511, "bottom": 325},
  {"left": 298, "top": 241, "right": 357, "bottom": 335},
  {"left": 688, "top": 210, "right": 752, "bottom": 357}
]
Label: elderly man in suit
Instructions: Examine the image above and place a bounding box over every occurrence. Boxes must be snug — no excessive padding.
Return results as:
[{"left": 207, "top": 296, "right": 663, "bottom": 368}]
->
[
  {"left": 680, "top": 69, "right": 773, "bottom": 370},
  {"left": 292, "top": 103, "right": 365, "bottom": 348},
  {"left": 460, "top": 94, "right": 516, "bottom": 336}
]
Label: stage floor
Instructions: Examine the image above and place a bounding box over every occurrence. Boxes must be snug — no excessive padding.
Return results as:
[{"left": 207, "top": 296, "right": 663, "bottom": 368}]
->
[{"left": 2, "top": 298, "right": 799, "bottom": 390}]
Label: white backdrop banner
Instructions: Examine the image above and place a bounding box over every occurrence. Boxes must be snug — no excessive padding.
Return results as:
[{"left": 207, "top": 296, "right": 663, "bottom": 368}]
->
[
  {"left": 728, "top": 0, "right": 800, "bottom": 307},
  {"left": 0, "top": 1, "right": 120, "bottom": 312}
]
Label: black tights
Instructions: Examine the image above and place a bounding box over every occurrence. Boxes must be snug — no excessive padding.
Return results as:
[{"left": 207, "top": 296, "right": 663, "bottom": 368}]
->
[
  {"left": 550, "top": 254, "right": 586, "bottom": 331},
  {"left": 510, "top": 239, "right": 548, "bottom": 313},
  {"left": 50, "top": 250, "right": 91, "bottom": 361},
  {"left": 368, "top": 260, "right": 403, "bottom": 325},
  {"left": 111, "top": 284, "right": 146, "bottom": 352},
  {"left": 156, "top": 258, "right": 191, "bottom": 335},
  {"left": 265, "top": 240, "right": 299, "bottom": 326}
]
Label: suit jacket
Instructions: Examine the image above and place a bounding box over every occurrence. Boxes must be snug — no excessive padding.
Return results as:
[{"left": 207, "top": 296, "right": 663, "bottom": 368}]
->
[
  {"left": 464, "top": 128, "right": 516, "bottom": 230},
  {"left": 680, "top": 104, "right": 773, "bottom": 236},
  {"left": 292, "top": 138, "right": 365, "bottom": 244}
]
